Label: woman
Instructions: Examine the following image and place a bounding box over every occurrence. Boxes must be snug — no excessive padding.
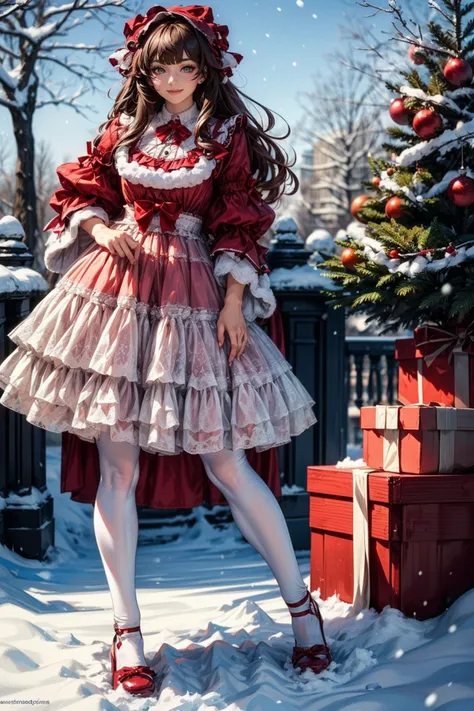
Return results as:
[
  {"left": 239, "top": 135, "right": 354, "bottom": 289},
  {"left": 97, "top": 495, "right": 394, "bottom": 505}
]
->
[{"left": 0, "top": 4, "right": 331, "bottom": 697}]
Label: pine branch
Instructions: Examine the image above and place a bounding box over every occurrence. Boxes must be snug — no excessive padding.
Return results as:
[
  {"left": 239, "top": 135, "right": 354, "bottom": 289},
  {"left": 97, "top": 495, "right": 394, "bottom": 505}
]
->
[
  {"left": 352, "top": 291, "right": 384, "bottom": 307},
  {"left": 448, "top": 291, "right": 474, "bottom": 318},
  {"left": 428, "top": 22, "right": 458, "bottom": 53},
  {"left": 376, "top": 272, "right": 402, "bottom": 288},
  {"left": 386, "top": 127, "right": 419, "bottom": 145},
  {"left": 462, "top": 18, "right": 474, "bottom": 40},
  {"left": 395, "top": 283, "right": 423, "bottom": 297},
  {"left": 460, "top": 2, "right": 474, "bottom": 18},
  {"left": 419, "top": 292, "right": 450, "bottom": 309},
  {"left": 399, "top": 69, "right": 429, "bottom": 92}
]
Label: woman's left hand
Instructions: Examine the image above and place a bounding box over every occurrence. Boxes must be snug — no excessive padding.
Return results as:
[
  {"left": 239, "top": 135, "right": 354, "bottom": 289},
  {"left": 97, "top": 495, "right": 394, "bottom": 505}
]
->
[{"left": 217, "top": 299, "right": 248, "bottom": 365}]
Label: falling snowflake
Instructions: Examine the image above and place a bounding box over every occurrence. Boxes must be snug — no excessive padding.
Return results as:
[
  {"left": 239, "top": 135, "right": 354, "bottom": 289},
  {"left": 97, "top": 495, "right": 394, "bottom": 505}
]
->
[
  {"left": 425, "top": 693, "right": 437, "bottom": 708},
  {"left": 292, "top": 61, "right": 297, "bottom": 66},
  {"left": 312, "top": 13, "right": 318, "bottom": 19},
  {"left": 252, "top": 49, "right": 257, "bottom": 54},
  {"left": 441, "top": 282, "right": 452, "bottom": 295},
  {"left": 296, "top": 0, "right": 304, "bottom": 6},
  {"left": 263, "top": 77, "right": 267, "bottom": 81},
  {"left": 265, "top": 33, "right": 270, "bottom": 37},
  {"left": 277, "top": 6, "right": 282, "bottom": 10}
]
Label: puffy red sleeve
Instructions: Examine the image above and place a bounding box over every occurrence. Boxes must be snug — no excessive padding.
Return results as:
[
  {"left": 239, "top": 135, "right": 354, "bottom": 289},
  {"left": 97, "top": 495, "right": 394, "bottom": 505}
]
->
[
  {"left": 203, "top": 115, "right": 276, "bottom": 321},
  {"left": 203, "top": 114, "right": 275, "bottom": 276},
  {"left": 43, "top": 116, "right": 125, "bottom": 274}
]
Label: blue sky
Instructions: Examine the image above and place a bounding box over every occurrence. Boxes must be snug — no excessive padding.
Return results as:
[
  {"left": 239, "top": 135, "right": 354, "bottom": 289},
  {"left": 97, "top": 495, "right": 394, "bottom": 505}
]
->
[{"left": 2, "top": 0, "right": 372, "bottom": 168}]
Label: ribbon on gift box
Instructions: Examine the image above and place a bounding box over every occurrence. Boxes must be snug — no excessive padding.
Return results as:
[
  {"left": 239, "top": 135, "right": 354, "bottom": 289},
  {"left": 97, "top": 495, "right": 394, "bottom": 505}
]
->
[
  {"left": 374, "top": 404, "right": 458, "bottom": 473},
  {"left": 414, "top": 323, "right": 474, "bottom": 408},
  {"left": 352, "top": 467, "right": 377, "bottom": 615}
]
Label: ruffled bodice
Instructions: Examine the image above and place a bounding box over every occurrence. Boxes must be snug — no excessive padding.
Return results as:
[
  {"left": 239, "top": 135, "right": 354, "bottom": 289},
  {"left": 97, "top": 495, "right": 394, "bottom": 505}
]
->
[{"left": 43, "top": 101, "right": 277, "bottom": 320}]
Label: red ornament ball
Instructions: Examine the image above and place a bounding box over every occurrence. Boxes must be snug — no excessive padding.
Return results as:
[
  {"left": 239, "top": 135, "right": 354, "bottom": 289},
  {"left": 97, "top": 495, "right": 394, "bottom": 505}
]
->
[
  {"left": 389, "top": 249, "right": 400, "bottom": 259},
  {"left": 341, "top": 247, "right": 359, "bottom": 270},
  {"left": 372, "top": 176, "right": 381, "bottom": 187},
  {"left": 385, "top": 196, "right": 405, "bottom": 220},
  {"left": 443, "top": 57, "right": 473, "bottom": 87},
  {"left": 447, "top": 175, "right": 474, "bottom": 207},
  {"left": 350, "top": 194, "right": 370, "bottom": 222},
  {"left": 413, "top": 109, "right": 443, "bottom": 139},
  {"left": 389, "top": 97, "right": 414, "bottom": 126},
  {"left": 408, "top": 44, "right": 426, "bottom": 65},
  {"left": 387, "top": 167, "right": 396, "bottom": 176},
  {"left": 446, "top": 242, "right": 457, "bottom": 255}
]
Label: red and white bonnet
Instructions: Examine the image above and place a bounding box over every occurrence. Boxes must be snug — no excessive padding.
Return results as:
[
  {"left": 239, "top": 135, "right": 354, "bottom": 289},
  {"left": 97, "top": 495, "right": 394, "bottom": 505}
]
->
[{"left": 109, "top": 4, "right": 243, "bottom": 83}]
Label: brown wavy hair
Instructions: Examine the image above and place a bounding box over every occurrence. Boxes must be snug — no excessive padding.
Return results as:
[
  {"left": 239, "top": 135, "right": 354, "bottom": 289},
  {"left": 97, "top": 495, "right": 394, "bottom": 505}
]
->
[{"left": 97, "top": 15, "right": 299, "bottom": 204}]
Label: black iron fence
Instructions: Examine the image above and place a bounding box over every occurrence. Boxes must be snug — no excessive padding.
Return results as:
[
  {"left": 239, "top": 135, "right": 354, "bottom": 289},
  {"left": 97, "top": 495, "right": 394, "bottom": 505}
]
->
[{"left": 345, "top": 336, "right": 398, "bottom": 448}]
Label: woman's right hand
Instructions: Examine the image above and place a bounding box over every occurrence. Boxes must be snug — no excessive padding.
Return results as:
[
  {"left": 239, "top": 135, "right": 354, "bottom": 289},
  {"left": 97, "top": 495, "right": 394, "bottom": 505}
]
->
[{"left": 92, "top": 224, "right": 140, "bottom": 265}]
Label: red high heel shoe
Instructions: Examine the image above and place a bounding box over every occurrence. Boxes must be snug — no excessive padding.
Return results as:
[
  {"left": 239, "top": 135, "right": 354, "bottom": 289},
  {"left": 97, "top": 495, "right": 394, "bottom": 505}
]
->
[
  {"left": 286, "top": 588, "right": 332, "bottom": 675},
  {"left": 110, "top": 622, "right": 157, "bottom": 696}
]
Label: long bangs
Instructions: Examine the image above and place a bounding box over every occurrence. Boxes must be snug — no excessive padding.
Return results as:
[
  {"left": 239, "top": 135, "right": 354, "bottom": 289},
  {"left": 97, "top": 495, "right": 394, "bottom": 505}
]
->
[{"left": 144, "top": 22, "right": 202, "bottom": 67}]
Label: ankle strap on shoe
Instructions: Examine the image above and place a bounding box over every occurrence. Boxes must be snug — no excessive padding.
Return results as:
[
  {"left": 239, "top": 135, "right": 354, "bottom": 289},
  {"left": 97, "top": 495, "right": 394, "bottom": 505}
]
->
[
  {"left": 286, "top": 589, "right": 310, "bottom": 615},
  {"left": 114, "top": 622, "right": 141, "bottom": 635}
]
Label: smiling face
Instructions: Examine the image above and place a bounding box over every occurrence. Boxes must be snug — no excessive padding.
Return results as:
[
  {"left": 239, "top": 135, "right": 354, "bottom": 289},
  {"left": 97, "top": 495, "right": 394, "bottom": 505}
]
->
[{"left": 148, "top": 51, "right": 204, "bottom": 107}]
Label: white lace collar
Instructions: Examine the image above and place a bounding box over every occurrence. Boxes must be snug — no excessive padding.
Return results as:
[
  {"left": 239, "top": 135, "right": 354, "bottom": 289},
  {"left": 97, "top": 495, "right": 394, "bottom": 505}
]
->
[{"left": 158, "top": 101, "right": 200, "bottom": 125}]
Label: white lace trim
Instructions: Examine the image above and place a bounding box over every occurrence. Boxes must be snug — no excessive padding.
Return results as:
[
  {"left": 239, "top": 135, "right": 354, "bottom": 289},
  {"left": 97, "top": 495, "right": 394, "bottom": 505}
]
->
[
  {"left": 115, "top": 111, "right": 240, "bottom": 190},
  {"left": 213, "top": 114, "right": 242, "bottom": 146},
  {"left": 115, "top": 145, "right": 216, "bottom": 189},
  {"left": 214, "top": 252, "right": 276, "bottom": 321},
  {"left": 58, "top": 275, "right": 221, "bottom": 318},
  {"left": 44, "top": 206, "right": 109, "bottom": 274}
]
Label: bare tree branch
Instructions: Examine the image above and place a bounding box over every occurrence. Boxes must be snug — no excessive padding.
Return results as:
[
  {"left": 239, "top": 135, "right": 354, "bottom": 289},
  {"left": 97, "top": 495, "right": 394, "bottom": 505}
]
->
[{"left": 0, "top": 0, "right": 132, "bottom": 257}]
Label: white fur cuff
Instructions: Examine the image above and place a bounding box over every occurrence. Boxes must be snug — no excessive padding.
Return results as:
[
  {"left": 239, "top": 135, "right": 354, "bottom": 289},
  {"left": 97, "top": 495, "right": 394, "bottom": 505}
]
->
[
  {"left": 214, "top": 252, "right": 276, "bottom": 321},
  {"left": 44, "top": 206, "right": 110, "bottom": 274}
]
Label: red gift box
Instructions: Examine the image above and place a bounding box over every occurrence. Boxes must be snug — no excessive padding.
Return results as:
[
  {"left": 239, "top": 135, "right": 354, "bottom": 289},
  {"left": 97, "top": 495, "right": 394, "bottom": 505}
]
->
[
  {"left": 361, "top": 404, "right": 474, "bottom": 474},
  {"left": 396, "top": 324, "right": 474, "bottom": 407},
  {"left": 308, "top": 464, "right": 474, "bottom": 620}
]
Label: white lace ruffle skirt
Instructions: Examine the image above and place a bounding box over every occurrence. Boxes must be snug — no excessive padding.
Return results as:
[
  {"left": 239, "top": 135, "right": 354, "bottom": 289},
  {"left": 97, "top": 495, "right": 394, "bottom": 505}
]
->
[{"left": 0, "top": 215, "right": 317, "bottom": 455}]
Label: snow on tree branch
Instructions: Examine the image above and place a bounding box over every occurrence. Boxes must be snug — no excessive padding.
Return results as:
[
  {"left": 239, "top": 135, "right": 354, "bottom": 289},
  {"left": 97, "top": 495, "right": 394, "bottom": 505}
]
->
[{"left": 0, "top": 0, "right": 129, "bottom": 113}]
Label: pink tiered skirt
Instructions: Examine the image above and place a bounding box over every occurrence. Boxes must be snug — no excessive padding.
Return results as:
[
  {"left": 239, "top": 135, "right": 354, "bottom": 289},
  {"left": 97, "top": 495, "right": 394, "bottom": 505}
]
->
[{"left": 0, "top": 210, "right": 317, "bottom": 455}]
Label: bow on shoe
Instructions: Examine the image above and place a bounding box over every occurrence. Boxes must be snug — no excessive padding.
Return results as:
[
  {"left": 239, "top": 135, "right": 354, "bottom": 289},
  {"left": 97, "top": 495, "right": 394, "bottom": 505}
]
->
[
  {"left": 116, "top": 664, "right": 156, "bottom": 684},
  {"left": 155, "top": 118, "right": 192, "bottom": 146},
  {"left": 133, "top": 199, "right": 182, "bottom": 234}
]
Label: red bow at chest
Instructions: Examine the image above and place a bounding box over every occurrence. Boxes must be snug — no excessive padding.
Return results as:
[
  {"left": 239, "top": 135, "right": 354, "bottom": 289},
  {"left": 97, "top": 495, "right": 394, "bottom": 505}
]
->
[
  {"left": 155, "top": 118, "right": 192, "bottom": 146},
  {"left": 133, "top": 199, "right": 182, "bottom": 234}
]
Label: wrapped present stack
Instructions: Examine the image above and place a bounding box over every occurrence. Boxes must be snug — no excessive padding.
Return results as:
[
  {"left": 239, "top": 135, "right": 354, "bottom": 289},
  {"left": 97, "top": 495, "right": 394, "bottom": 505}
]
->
[{"left": 308, "top": 324, "right": 474, "bottom": 620}]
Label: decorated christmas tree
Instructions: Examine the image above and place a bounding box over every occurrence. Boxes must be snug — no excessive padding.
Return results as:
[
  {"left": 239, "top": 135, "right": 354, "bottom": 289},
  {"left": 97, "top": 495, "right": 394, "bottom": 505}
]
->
[{"left": 320, "top": 0, "right": 474, "bottom": 334}]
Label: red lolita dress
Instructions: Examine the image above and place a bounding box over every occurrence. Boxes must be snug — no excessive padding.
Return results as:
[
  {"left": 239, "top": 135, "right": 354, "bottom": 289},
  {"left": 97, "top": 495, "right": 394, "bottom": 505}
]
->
[{"left": 0, "top": 101, "right": 317, "bottom": 508}]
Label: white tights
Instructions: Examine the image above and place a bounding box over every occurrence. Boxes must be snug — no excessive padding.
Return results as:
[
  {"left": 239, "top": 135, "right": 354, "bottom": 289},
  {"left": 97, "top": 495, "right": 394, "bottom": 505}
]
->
[{"left": 94, "top": 430, "right": 323, "bottom": 667}]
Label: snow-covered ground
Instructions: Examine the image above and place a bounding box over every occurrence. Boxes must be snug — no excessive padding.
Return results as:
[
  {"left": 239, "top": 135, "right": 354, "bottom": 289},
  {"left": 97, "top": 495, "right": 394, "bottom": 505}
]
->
[{"left": 1, "top": 446, "right": 474, "bottom": 709}]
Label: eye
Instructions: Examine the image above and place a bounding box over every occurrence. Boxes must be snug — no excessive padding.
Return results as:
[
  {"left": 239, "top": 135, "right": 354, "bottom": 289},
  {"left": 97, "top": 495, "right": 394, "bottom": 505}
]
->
[
  {"left": 151, "top": 66, "right": 164, "bottom": 75},
  {"left": 182, "top": 65, "right": 195, "bottom": 73}
]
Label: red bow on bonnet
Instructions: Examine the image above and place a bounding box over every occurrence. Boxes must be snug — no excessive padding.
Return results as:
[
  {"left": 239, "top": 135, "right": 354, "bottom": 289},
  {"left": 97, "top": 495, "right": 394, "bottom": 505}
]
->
[{"left": 109, "top": 5, "right": 243, "bottom": 82}]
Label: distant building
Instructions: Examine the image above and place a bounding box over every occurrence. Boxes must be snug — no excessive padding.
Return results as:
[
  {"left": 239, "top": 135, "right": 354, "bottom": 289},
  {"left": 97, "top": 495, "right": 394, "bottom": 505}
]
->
[{"left": 299, "top": 131, "right": 371, "bottom": 234}]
